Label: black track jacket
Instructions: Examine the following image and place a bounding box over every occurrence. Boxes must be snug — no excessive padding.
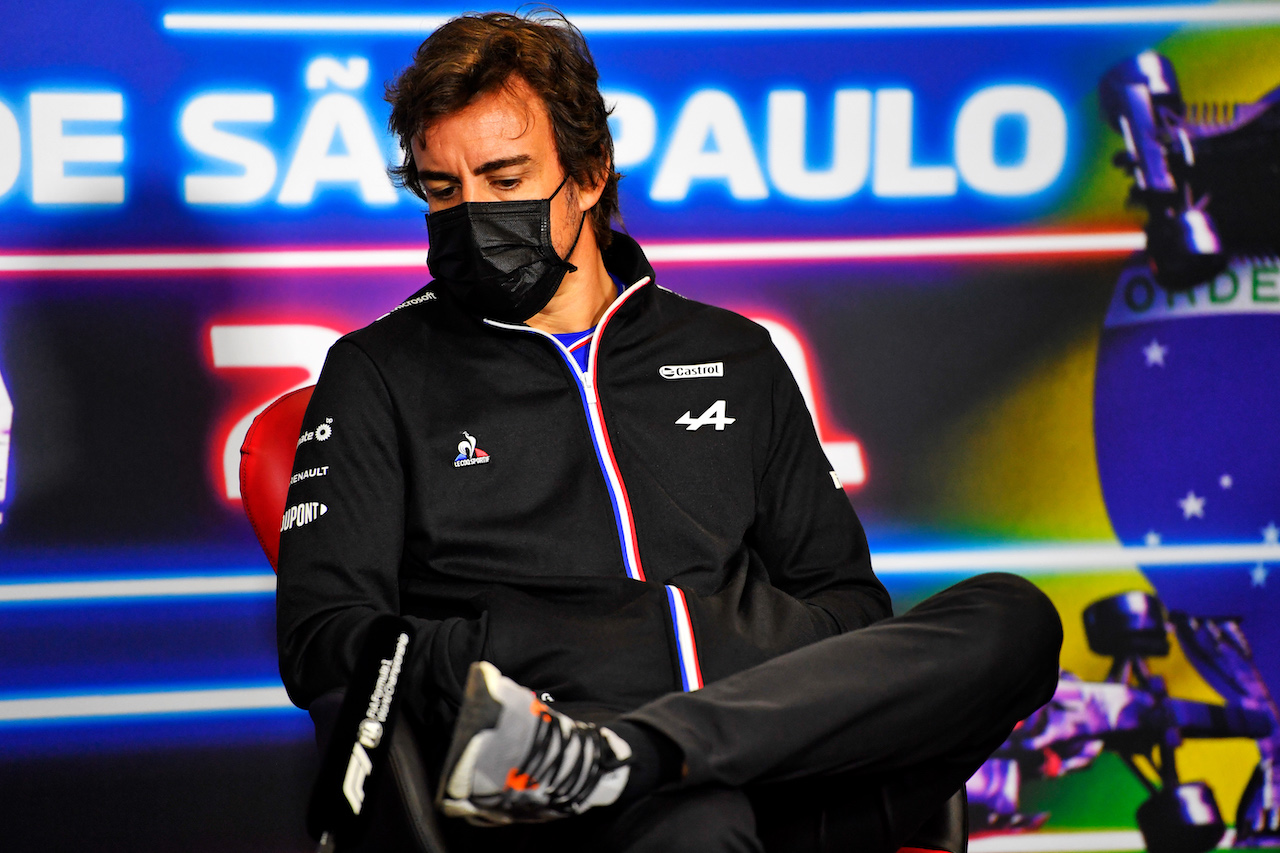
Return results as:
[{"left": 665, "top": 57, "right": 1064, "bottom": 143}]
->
[{"left": 277, "top": 233, "right": 892, "bottom": 733}]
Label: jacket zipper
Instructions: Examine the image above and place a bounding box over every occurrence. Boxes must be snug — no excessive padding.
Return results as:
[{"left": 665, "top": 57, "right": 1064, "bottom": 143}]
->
[
  {"left": 485, "top": 276, "right": 703, "bottom": 690},
  {"left": 484, "top": 278, "right": 650, "bottom": 582}
]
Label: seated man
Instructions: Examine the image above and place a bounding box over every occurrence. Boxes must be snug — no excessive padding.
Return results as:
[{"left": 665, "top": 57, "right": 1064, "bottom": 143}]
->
[{"left": 276, "top": 10, "right": 1063, "bottom": 852}]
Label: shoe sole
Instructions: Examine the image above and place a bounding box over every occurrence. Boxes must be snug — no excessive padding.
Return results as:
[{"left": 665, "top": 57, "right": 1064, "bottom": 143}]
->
[{"left": 435, "top": 662, "right": 506, "bottom": 817}]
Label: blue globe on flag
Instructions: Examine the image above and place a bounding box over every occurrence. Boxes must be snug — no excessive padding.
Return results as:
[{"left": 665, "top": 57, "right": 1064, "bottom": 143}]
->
[{"left": 1093, "top": 258, "right": 1280, "bottom": 689}]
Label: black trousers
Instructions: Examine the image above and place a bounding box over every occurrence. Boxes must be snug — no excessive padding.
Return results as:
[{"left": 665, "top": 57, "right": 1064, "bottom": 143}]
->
[{"left": 437, "top": 572, "right": 1063, "bottom": 853}]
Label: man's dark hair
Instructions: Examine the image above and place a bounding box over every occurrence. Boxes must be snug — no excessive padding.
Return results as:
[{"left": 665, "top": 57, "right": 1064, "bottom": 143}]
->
[{"left": 387, "top": 10, "right": 620, "bottom": 248}]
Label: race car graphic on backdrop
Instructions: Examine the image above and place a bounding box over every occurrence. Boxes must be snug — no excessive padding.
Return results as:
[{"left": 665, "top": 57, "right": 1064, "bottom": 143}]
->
[
  {"left": 966, "top": 49, "right": 1280, "bottom": 851},
  {"left": 1092, "top": 50, "right": 1280, "bottom": 847},
  {"left": 1100, "top": 51, "right": 1280, "bottom": 290},
  {"left": 967, "top": 591, "right": 1280, "bottom": 853}
]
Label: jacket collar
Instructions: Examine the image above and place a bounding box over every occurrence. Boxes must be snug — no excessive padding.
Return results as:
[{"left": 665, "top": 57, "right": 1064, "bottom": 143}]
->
[
  {"left": 602, "top": 230, "right": 656, "bottom": 289},
  {"left": 434, "top": 230, "right": 656, "bottom": 330}
]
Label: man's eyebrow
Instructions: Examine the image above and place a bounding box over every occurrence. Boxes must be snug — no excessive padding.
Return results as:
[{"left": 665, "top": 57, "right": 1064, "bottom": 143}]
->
[
  {"left": 417, "top": 155, "right": 532, "bottom": 182},
  {"left": 474, "top": 155, "right": 531, "bottom": 175}
]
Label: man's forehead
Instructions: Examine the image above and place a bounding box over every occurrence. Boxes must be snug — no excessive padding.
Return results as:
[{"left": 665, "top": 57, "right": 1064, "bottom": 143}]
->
[{"left": 413, "top": 77, "right": 550, "bottom": 161}]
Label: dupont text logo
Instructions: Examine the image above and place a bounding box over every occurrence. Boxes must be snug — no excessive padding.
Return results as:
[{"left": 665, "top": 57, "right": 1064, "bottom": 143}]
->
[{"left": 281, "top": 500, "right": 328, "bottom": 531}]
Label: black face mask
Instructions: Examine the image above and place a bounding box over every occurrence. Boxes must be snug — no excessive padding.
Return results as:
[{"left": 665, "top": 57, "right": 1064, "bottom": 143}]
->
[{"left": 426, "top": 177, "right": 586, "bottom": 324}]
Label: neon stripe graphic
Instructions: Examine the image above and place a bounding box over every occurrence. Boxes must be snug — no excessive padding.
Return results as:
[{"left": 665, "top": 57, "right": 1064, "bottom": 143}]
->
[
  {"left": 162, "top": 6, "right": 1280, "bottom": 34},
  {"left": 872, "top": 541, "right": 1280, "bottom": 574},
  {"left": 0, "top": 573, "right": 277, "bottom": 603},
  {"left": 0, "top": 247, "right": 428, "bottom": 273},
  {"left": 665, "top": 586, "right": 704, "bottom": 691},
  {"left": 3, "top": 542, "right": 1275, "bottom": 604},
  {"left": 643, "top": 231, "right": 1145, "bottom": 262},
  {"left": 0, "top": 686, "right": 295, "bottom": 722},
  {"left": 0, "top": 232, "right": 1145, "bottom": 275},
  {"left": 968, "top": 828, "right": 1241, "bottom": 853}
]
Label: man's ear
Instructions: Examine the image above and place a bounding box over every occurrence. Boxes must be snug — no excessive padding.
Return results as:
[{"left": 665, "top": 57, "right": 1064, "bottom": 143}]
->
[{"left": 574, "top": 157, "right": 610, "bottom": 212}]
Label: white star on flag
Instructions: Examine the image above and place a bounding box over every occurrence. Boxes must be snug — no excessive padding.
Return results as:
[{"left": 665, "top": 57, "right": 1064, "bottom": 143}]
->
[
  {"left": 1179, "top": 491, "right": 1206, "bottom": 519},
  {"left": 1220, "top": 474, "right": 1233, "bottom": 489},
  {"left": 1264, "top": 523, "right": 1280, "bottom": 545},
  {"left": 1252, "top": 564, "right": 1269, "bottom": 588},
  {"left": 1144, "top": 530, "right": 1161, "bottom": 547},
  {"left": 1143, "top": 339, "right": 1168, "bottom": 367}
]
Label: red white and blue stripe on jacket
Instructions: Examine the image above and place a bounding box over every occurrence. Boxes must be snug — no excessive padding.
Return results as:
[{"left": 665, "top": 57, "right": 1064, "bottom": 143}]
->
[{"left": 486, "top": 277, "right": 705, "bottom": 692}]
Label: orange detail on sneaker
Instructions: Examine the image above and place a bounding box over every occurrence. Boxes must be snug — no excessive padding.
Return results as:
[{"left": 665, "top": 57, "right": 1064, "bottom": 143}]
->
[{"left": 505, "top": 767, "right": 539, "bottom": 791}]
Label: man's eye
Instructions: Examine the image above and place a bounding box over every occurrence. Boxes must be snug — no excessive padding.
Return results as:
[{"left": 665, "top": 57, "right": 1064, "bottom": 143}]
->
[
  {"left": 427, "top": 185, "right": 456, "bottom": 201},
  {"left": 494, "top": 178, "right": 521, "bottom": 190}
]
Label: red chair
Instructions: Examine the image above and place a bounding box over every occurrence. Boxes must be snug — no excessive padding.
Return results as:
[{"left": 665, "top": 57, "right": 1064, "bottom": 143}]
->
[
  {"left": 240, "top": 386, "right": 967, "bottom": 853},
  {"left": 241, "top": 385, "right": 446, "bottom": 852},
  {"left": 240, "top": 385, "right": 314, "bottom": 572}
]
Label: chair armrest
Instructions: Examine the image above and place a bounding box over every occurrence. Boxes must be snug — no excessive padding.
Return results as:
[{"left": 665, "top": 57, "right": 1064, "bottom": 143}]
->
[
  {"left": 308, "top": 690, "right": 449, "bottom": 853},
  {"left": 899, "top": 787, "right": 968, "bottom": 853}
]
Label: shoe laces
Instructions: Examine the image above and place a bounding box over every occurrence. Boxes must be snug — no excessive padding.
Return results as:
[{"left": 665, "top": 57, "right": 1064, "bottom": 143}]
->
[{"left": 513, "top": 707, "right": 617, "bottom": 814}]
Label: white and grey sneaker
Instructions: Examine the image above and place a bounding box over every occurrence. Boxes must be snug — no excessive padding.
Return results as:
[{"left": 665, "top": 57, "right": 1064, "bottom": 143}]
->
[{"left": 436, "top": 661, "right": 633, "bottom": 826}]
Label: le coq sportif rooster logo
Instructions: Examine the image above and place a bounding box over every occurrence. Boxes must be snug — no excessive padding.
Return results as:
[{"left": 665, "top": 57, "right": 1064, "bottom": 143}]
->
[{"left": 453, "top": 431, "right": 491, "bottom": 468}]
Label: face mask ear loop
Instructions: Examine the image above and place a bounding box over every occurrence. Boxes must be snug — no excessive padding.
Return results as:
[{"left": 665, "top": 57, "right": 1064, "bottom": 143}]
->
[
  {"left": 561, "top": 210, "right": 587, "bottom": 270},
  {"left": 548, "top": 173, "right": 585, "bottom": 270}
]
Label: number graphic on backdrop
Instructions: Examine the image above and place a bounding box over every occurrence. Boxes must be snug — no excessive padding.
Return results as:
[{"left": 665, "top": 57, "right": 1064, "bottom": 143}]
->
[
  {"left": 748, "top": 317, "right": 866, "bottom": 488},
  {"left": 209, "top": 319, "right": 863, "bottom": 499},
  {"left": 209, "top": 324, "right": 342, "bottom": 500},
  {"left": 0, "top": 361, "right": 10, "bottom": 524}
]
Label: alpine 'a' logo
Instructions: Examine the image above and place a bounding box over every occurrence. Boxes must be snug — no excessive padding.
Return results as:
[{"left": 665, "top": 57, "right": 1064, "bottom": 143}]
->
[
  {"left": 453, "top": 431, "right": 491, "bottom": 468},
  {"left": 676, "top": 400, "right": 736, "bottom": 431}
]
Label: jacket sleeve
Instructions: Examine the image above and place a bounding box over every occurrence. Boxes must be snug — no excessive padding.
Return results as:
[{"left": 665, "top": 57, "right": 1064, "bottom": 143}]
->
[
  {"left": 746, "top": 342, "right": 893, "bottom": 633},
  {"left": 276, "top": 340, "right": 483, "bottom": 727}
]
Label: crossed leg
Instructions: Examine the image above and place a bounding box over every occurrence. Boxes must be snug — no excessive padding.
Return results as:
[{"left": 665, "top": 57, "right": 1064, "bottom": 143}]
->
[
  {"left": 621, "top": 572, "right": 1063, "bottom": 848},
  {"left": 437, "top": 572, "right": 1061, "bottom": 852}
]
